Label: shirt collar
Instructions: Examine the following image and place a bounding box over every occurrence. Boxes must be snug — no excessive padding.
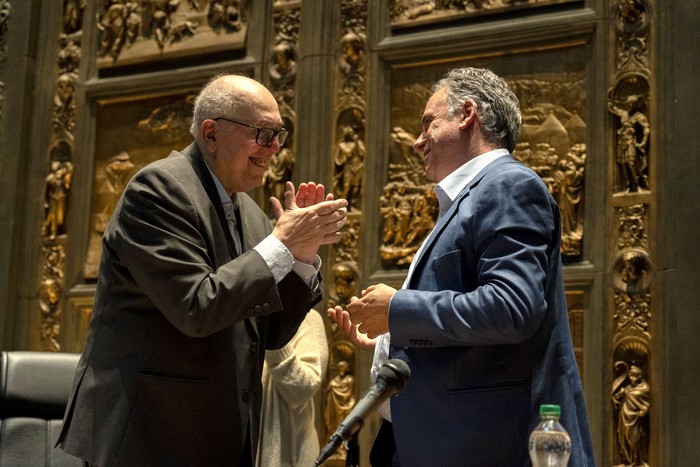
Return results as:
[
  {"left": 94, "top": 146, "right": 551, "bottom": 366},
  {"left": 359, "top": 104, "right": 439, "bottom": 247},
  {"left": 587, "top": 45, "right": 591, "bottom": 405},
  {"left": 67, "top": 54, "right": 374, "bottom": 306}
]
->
[
  {"left": 434, "top": 148, "right": 510, "bottom": 217},
  {"left": 202, "top": 156, "right": 238, "bottom": 211}
]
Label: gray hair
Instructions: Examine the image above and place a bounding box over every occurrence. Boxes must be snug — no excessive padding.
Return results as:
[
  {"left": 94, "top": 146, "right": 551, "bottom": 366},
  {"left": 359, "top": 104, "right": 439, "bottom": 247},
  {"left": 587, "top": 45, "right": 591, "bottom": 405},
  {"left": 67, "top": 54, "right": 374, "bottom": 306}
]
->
[
  {"left": 189, "top": 74, "right": 239, "bottom": 137},
  {"left": 433, "top": 67, "right": 521, "bottom": 152}
]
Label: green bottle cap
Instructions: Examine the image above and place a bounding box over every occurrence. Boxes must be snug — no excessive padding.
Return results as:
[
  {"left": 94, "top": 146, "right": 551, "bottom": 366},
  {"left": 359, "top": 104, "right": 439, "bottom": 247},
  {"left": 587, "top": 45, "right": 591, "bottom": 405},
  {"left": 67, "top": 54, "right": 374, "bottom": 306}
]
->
[{"left": 540, "top": 404, "right": 561, "bottom": 417}]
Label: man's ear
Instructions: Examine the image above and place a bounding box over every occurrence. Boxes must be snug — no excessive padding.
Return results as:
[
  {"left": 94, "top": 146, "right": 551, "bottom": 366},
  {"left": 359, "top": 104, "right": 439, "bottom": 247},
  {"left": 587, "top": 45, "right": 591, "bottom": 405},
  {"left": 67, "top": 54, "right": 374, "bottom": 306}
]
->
[
  {"left": 202, "top": 120, "right": 217, "bottom": 144},
  {"left": 459, "top": 99, "right": 477, "bottom": 129}
]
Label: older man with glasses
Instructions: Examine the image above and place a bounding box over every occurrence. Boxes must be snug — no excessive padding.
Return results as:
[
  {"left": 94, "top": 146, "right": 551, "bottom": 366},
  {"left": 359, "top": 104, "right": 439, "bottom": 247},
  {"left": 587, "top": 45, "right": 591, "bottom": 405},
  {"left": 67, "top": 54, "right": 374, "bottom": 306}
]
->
[{"left": 57, "top": 74, "right": 348, "bottom": 467}]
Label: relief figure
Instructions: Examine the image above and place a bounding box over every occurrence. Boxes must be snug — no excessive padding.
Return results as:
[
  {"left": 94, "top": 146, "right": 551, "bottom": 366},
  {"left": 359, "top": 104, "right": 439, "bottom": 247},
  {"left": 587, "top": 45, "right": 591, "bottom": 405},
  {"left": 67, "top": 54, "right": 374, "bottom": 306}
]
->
[
  {"left": 323, "top": 359, "right": 355, "bottom": 458},
  {"left": 609, "top": 95, "right": 650, "bottom": 193},
  {"left": 612, "top": 363, "right": 650, "bottom": 467},
  {"left": 42, "top": 159, "right": 74, "bottom": 239},
  {"left": 333, "top": 126, "right": 365, "bottom": 211}
]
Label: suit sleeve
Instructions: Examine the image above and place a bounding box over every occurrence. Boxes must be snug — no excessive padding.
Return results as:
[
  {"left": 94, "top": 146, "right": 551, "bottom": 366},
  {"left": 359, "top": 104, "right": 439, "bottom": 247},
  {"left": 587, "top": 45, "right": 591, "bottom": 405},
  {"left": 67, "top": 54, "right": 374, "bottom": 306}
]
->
[{"left": 390, "top": 164, "right": 557, "bottom": 347}]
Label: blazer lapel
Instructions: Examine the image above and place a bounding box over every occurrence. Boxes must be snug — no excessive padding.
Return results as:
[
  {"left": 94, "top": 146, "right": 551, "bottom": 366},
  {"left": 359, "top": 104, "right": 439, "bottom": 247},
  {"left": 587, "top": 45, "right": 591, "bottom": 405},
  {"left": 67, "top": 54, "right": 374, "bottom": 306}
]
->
[
  {"left": 183, "top": 144, "right": 260, "bottom": 341},
  {"left": 184, "top": 144, "right": 239, "bottom": 259}
]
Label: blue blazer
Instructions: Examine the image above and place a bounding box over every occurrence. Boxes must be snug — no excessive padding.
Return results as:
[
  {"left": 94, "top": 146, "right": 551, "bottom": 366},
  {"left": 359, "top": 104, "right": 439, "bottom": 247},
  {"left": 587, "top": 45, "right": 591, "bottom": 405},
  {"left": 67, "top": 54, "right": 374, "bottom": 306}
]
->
[{"left": 389, "top": 155, "right": 595, "bottom": 466}]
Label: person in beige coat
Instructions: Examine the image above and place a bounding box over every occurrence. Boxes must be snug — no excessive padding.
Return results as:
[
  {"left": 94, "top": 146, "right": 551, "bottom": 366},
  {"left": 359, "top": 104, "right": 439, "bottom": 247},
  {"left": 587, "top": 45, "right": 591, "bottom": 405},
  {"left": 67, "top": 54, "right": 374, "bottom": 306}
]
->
[{"left": 257, "top": 309, "right": 329, "bottom": 467}]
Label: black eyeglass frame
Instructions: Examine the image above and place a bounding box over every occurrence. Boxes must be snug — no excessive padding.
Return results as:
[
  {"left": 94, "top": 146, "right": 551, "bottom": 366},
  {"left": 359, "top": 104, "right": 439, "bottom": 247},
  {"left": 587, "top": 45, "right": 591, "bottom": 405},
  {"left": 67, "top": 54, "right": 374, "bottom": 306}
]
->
[{"left": 213, "top": 117, "right": 288, "bottom": 147}]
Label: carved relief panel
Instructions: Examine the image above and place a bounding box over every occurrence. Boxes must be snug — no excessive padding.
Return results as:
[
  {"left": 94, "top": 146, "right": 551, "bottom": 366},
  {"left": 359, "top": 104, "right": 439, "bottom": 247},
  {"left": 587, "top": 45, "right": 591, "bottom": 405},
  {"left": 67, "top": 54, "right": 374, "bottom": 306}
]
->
[
  {"left": 389, "top": 0, "right": 582, "bottom": 29},
  {"left": 95, "top": 0, "right": 249, "bottom": 70},
  {"left": 20, "top": 0, "right": 659, "bottom": 464},
  {"left": 83, "top": 90, "right": 197, "bottom": 279},
  {"left": 384, "top": 46, "right": 587, "bottom": 272}
]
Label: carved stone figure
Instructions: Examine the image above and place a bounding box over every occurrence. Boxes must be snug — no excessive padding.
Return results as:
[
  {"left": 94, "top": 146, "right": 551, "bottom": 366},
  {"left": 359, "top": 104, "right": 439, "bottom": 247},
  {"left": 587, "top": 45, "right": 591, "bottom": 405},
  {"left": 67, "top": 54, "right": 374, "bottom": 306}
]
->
[
  {"left": 323, "top": 359, "right": 355, "bottom": 456},
  {"left": 328, "top": 261, "right": 359, "bottom": 309},
  {"left": 270, "top": 41, "right": 297, "bottom": 81},
  {"left": 339, "top": 31, "right": 365, "bottom": 75},
  {"left": 101, "top": 152, "right": 136, "bottom": 215},
  {"left": 614, "top": 248, "right": 651, "bottom": 296},
  {"left": 551, "top": 145, "right": 586, "bottom": 255},
  {"left": 53, "top": 73, "right": 78, "bottom": 133},
  {"left": 612, "top": 364, "right": 650, "bottom": 467},
  {"left": 404, "top": 187, "right": 437, "bottom": 246},
  {"left": 42, "top": 159, "right": 74, "bottom": 239},
  {"left": 380, "top": 185, "right": 397, "bottom": 245},
  {"left": 392, "top": 184, "right": 412, "bottom": 246},
  {"left": 98, "top": 1, "right": 142, "bottom": 58},
  {"left": 57, "top": 37, "right": 82, "bottom": 75},
  {"left": 63, "top": 0, "right": 87, "bottom": 35},
  {"left": 262, "top": 147, "right": 294, "bottom": 204},
  {"left": 208, "top": 0, "right": 242, "bottom": 31},
  {"left": 39, "top": 277, "right": 63, "bottom": 352},
  {"left": 150, "top": 0, "right": 181, "bottom": 48},
  {"left": 334, "top": 214, "right": 361, "bottom": 264},
  {"left": 333, "top": 126, "right": 365, "bottom": 211},
  {"left": 609, "top": 95, "right": 650, "bottom": 193}
]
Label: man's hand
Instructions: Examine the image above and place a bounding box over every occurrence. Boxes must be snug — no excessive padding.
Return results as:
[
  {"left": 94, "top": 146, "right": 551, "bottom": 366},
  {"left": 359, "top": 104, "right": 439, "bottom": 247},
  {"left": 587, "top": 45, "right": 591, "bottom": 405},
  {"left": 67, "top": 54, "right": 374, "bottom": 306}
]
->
[
  {"left": 346, "top": 284, "right": 396, "bottom": 339},
  {"left": 269, "top": 181, "right": 347, "bottom": 263},
  {"left": 327, "top": 305, "right": 377, "bottom": 351}
]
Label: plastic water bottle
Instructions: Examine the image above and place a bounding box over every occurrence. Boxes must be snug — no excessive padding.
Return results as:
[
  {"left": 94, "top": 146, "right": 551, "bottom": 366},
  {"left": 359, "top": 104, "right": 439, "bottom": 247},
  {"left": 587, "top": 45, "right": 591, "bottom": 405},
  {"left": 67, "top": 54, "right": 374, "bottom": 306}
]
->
[{"left": 529, "top": 404, "right": 572, "bottom": 467}]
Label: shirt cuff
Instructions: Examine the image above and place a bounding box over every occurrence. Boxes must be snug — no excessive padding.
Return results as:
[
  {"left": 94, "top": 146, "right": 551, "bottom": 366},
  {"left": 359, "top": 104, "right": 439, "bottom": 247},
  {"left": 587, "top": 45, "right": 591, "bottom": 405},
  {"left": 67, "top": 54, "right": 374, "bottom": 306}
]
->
[
  {"left": 254, "top": 235, "right": 294, "bottom": 283},
  {"left": 254, "top": 235, "right": 321, "bottom": 288},
  {"left": 293, "top": 256, "right": 322, "bottom": 290}
]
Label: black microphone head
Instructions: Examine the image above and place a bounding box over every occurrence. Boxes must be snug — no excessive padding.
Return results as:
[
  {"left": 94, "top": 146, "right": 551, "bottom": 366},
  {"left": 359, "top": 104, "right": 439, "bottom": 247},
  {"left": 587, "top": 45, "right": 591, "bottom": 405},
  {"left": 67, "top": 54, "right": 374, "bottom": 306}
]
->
[{"left": 377, "top": 358, "right": 411, "bottom": 391}]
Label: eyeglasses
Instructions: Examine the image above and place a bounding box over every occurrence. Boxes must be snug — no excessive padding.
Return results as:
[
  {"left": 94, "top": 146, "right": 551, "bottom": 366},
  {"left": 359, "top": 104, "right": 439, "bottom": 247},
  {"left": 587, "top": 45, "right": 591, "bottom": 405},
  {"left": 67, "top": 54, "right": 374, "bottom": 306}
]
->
[{"left": 213, "top": 117, "right": 288, "bottom": 147}]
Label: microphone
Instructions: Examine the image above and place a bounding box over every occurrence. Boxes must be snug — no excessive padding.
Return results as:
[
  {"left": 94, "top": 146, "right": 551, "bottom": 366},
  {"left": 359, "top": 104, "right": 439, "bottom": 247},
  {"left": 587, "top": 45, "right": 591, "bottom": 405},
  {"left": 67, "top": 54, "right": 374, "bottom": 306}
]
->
[{"left": 315, "top": 358, "right": 410, "bottom": 466}]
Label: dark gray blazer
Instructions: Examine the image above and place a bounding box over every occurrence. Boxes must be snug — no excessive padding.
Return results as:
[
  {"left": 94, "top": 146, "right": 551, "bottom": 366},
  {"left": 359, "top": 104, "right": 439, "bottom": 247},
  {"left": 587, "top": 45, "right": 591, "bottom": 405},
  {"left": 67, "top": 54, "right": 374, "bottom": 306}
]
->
[
  {"left": 389, "top": 155, "right": 595, "bottom": 466},
  {"left": 57, "top": 143, "right": 318, "bottom": 466}
]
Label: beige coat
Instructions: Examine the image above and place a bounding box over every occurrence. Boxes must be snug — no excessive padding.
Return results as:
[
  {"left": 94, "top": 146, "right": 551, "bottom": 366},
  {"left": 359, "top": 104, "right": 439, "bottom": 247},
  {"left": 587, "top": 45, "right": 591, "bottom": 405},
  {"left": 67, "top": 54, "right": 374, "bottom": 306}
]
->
[{"left": 257, "top": 309, "right": 329, "bottom": 466}]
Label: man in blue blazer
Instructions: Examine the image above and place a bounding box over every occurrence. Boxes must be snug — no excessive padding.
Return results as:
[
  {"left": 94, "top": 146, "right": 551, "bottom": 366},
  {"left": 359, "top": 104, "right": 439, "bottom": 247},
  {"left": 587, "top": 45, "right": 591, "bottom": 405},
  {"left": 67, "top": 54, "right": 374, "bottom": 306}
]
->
[
  {"left": 330, "top": 67, "right": 595, "bottom": 466},
  {"left": 57, "top": 75, "right": 348, "bottom": 466}
]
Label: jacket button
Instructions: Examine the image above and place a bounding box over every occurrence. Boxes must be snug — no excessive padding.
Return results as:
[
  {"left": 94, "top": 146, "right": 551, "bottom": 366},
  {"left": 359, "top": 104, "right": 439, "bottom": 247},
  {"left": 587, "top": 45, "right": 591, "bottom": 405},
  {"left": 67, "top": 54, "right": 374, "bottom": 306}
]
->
[
  {"left": 249, "top": 343, "right": 259, "bottom": 353},
  {"left": 262, "top": 303, "right": 271, "bottom": 312},
  {"left": 242, "top": 390, "right": 251, "bottom": 403},
  {"left": 254, "top": 304, "right": 262, "bottom": 313}
]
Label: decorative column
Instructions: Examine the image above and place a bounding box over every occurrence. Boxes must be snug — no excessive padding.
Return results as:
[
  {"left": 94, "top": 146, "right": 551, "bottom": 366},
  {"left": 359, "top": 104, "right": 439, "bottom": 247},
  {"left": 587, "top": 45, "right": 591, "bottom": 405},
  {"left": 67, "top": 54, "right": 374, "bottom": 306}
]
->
[
  {"left": 38, "top": 0, "right": 85, "bottom": 351},
  {"left": 322, "top": 0, "right": 368, "bottom": 463},
  {"left": 608, "top": 0, "right": 654, "bottom": 465}
]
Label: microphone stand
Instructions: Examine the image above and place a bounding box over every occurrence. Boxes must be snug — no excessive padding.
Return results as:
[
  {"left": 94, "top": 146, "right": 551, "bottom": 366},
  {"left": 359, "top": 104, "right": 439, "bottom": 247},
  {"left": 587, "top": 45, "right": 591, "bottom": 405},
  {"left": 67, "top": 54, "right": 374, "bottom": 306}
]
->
[{"left": 344, "top": 431, "right": 360, "bottom": 467}]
